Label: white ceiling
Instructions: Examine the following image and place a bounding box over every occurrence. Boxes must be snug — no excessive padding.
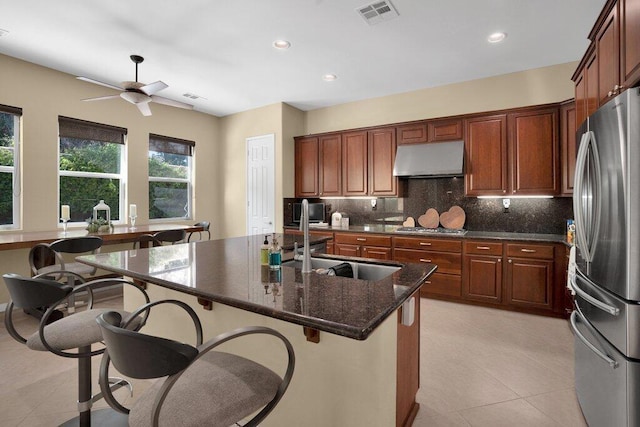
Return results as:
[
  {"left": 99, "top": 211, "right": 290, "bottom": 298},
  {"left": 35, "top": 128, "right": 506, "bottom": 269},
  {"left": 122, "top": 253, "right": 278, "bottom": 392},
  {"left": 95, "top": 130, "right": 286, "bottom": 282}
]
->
[{"left": 1, "top": 0, "right": 606, "bottom": 117}]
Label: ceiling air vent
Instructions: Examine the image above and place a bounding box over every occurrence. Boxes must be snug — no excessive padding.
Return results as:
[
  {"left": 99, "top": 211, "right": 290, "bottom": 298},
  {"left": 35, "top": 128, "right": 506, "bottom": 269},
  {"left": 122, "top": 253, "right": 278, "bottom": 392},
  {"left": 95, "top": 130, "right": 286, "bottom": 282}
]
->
[{"left": 357, "top": 1, "right": 399, "bottom": 25}]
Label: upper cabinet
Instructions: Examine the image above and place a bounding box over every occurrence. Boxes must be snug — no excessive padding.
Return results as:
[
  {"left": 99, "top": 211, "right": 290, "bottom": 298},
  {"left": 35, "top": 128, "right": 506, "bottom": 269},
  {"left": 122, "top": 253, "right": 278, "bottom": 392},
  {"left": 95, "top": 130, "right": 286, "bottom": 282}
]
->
[
  {"left": 342, "top": 131, "right": 369, "bottom": 196},
  {"left": 397, "top": 119, "right": 462, "bottom": 145},
  {"left": 319, "top": 134, "right": 342, "bottom": 197},
  {"left": 368, "top": 127, "right": 397, "bottom": 196},
  {"left": 294, "top": 136, "right": 319, "bottom": 197},
  {"left": 464, "top": 106, "right": 559, "bottom": 197},
  {"left": 573, "top": 0, "right": 640, "bottom": 128}
]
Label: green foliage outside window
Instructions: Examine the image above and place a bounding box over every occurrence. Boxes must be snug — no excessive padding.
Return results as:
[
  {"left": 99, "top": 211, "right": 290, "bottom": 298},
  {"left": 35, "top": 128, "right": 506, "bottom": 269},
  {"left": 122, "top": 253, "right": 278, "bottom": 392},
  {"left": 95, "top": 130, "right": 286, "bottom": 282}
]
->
[
  {"left": 0, "top": 112, "right": 16, "bottom": 225},
  {"left": 148, "top": 151, "right": 190, "bottom": 219}
]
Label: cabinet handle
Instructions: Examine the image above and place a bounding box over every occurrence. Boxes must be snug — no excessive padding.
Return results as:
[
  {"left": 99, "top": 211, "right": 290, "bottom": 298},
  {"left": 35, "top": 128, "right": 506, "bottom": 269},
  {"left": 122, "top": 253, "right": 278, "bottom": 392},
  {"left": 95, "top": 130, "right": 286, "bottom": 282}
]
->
[
  {"left": 419, "top": 242, "right": 432, "bottom": 246},
  {"left": 419, "top": 259, "right": 432, "bottom": 263},
  {"left": 508, "top": 259, "right": 512, "bottom": 263},
  {"left": 498, "top": 258, "right": 502, "bottom": 262},
  {"left": 356, "top": 238, "right": 367, "bottom": 242},
  {"left": 608, "top": 90, "right": 614, "bottom": 97},
  {"left": 520, "top": 248, "right": 536, "bottom": 253},
  {"left": 425, "top": 280, "right": 432, "bottom": 284},
  {"left": 476, "top": 246, "right": 491, "bottom": 250}
]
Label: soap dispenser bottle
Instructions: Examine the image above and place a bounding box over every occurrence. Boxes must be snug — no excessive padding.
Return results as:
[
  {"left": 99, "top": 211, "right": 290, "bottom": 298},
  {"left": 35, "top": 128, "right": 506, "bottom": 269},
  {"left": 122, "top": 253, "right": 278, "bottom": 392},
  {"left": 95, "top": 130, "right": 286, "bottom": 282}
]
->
[
  {"left": 260, "top": 235, "right": 270, "bottom": 265},
  {"left": 268, "top": 233, "right": 282, "bottom": 270}
]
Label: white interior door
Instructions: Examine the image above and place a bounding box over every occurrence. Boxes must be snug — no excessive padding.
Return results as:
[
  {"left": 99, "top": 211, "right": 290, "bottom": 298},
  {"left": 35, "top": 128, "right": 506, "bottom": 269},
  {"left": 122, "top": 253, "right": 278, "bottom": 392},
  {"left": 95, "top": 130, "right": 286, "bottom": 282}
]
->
[{"left": 246, "top": 134, "right": 275, "bottom": 236}]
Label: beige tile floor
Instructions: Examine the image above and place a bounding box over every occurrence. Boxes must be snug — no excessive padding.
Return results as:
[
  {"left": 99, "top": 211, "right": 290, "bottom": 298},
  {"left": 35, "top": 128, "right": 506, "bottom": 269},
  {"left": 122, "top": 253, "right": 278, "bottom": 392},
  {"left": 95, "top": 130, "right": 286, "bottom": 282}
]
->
[{"left": 0, "top": 296, "right": 587, "bottom": 426}]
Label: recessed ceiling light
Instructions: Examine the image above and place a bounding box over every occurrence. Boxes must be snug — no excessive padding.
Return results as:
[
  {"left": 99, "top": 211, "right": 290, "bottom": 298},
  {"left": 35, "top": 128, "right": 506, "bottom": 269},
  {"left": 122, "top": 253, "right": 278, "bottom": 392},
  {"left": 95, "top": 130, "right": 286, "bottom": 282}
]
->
[
  {"left": 322, "top": 74, "right": 337, "bottom": 82},
  {"left": 272, "top": 40, "right": 291, "bottom": 50},
  {"left": 487, "top": 32, "right": 507, "bottom": 43}
]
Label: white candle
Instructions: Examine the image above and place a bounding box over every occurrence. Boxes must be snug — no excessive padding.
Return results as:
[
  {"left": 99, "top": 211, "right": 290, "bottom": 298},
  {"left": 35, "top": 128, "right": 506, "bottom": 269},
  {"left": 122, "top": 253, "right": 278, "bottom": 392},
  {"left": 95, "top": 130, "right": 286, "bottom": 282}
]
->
[
  {"left": 61, "top": 205, "right": 70, "bottom": 221},
  {"left": 129, "top": 204, "right": 137, "bottom": 217}
]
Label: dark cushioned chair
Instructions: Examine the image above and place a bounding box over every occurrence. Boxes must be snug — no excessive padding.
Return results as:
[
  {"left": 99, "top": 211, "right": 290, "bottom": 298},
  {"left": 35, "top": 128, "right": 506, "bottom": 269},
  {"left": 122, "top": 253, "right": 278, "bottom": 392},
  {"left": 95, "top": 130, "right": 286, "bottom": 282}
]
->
[
  {"left": 96, "top": 301, "right": 295, "bottom": 427},
  {"left": 152, "top": 229, "right": 186, "bottom": 245},
  {"left": 3, "top": 273, "right": 150, "bottom": 426}
]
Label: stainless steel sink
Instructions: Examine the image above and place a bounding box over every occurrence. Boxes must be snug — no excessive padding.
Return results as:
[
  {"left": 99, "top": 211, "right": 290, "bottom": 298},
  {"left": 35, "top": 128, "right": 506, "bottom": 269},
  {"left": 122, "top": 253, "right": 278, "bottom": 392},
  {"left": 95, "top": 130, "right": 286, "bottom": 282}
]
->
[{"left": 281, "top": 258, "right": 400, "bottom": 281}]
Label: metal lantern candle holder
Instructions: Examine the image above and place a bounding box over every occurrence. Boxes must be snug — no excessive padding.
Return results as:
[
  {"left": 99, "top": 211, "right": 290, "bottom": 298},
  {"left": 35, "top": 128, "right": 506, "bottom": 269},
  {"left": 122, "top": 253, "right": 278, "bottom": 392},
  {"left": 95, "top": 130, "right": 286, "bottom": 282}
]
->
[{"left": 93, "top": 200, "right": 111, "bottom": 223}]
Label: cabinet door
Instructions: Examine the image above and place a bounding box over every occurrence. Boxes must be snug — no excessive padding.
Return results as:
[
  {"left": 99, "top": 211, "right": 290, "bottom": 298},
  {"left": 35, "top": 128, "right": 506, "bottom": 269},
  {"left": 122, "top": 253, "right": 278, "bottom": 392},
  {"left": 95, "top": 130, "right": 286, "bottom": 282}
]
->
[
  {"left": 597, "top": 4, "right": 620, "bottom": 105},
  {"left": 574, "top": 67, "right": 587, "bottom": 129},
  {"left": 397, "top": 123, "right": 427, "bottom": 145},
  {"left": 428, "top": 119, "right": 463, "bottom": 142},
  {"left": 506, "top": 257, "right": 554, "bottom": 310},
  {"left": 295, "top": 136, "right": 319, "bottom": 197},
  {"left": 334, "top": 243, "right": 360, "bottom": 257},
  {"left": 464, "top": 114, "right": 508, "bottom": 196},
  {"left": 362, "top": 246, "right": 392, "bottom": 260},
  {"left": 368, "top": 127, "right": 397, "bottom": 196},
  {"left": 319, "top": 134, "right": 342, "bottom": 197},
  {"left": 342, "top": 131, "right": 368, "bottom": 196},
  {"left": 560, "top": 101, "right": 577, "bottom": 196},
  {"left": 508, "top": 108, "right": 559, "bottom": 195},
  {"left": 463, "top": 255, "right": 502, "bottom": 303},
  {"left": 622, "top": 0, "right": 640, "bottom": 87},
  {"left": 586, "top": 51, "right": 599, "bottom": 116}
]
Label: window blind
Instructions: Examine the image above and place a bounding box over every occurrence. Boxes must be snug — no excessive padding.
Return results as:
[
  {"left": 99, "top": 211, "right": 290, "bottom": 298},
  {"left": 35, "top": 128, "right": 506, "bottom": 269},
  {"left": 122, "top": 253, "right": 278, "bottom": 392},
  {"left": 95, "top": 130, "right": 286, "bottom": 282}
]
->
[
  {"left": 0, "top": 104, "right": 22, "bottom": 116},
  {"left": 58, "top": 116, "right": 127, "bottom": 144},
  {"left": 149, "top": 133, "right": 195, "bottom": 156}
]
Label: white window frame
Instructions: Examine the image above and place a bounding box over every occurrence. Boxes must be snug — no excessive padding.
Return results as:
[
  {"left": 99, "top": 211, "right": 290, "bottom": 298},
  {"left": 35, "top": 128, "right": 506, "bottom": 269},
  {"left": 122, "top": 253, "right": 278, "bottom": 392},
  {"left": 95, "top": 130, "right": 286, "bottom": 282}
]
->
[
  {"left": 148, "top": 135, "right": 194, "bottom": 221},
  {"left": 0, "top": 111, "right": 21, "bottom": 230}
]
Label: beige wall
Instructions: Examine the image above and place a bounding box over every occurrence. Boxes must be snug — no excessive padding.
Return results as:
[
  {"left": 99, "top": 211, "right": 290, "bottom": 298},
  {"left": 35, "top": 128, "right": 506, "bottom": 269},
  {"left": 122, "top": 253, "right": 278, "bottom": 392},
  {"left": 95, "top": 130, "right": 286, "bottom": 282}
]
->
[{"left": 304, "top": 61, "right": 578, "bottom": 134}]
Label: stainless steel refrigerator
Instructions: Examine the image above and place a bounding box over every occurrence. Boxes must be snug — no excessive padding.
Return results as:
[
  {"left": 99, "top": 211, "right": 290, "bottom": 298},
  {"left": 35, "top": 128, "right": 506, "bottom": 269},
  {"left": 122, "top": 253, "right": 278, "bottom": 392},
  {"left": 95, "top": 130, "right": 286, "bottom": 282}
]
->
[{"left": 570, "top": 88, "right": 640, "bottom": 426}]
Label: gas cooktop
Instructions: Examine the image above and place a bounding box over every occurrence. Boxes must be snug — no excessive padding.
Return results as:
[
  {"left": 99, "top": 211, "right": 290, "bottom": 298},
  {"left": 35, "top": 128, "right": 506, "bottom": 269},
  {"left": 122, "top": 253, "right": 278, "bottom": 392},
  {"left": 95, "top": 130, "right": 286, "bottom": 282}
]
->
[{"left": 395, "top": 227, "right": 468, "bottom": 235}]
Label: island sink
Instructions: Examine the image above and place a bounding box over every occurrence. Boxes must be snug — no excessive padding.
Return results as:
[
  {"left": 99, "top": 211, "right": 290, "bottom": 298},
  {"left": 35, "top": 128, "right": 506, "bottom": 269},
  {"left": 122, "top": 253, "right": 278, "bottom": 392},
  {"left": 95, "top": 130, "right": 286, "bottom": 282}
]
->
[{"left": 282, "top": 257, "right": 401, "bottom": 281}]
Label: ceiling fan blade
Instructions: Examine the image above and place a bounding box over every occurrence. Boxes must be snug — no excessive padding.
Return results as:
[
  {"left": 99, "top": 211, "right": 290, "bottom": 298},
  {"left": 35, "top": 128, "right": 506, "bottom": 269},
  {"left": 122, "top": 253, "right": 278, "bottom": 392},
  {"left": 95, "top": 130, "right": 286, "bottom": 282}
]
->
[
  {"left": 82, "top": 95, "right": 122, "bottom": 102},
  {"left": 140, "top": 81, "right": 168, "bottom": 96},
  {"left": 136, "top": 102, "right": 152, "bottom": 116},
  {"left": 151, "top": 95, "right": 194, "bottom": 110},
  {"left": 76, "top": 76, "right": 123, "bottom": 91}
]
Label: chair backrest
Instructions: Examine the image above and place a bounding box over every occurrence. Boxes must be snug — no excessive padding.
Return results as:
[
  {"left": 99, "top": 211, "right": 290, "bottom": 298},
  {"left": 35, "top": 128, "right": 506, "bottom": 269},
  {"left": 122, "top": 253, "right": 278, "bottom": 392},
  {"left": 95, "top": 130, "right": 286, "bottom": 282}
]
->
[
  {"left": 3, "top": 273, "right": 73, "bottom": 309},
  {"left": 28, "top": 243, "right": 57, "bottom": 275},
  {"left": 153, "top": 229, "right": 186, "bottom": 245},
  {"left": 188, "top": 221, "right": 211, "bottom": 242},
  {"left": 132, "top": 234, "right": 162, "bottom": 249},
  {"left": 97, "top": 311, "right": 198, "bottom": 379},
  {"left": 50, "top": 236, "right": 103, "bottom": 254}
]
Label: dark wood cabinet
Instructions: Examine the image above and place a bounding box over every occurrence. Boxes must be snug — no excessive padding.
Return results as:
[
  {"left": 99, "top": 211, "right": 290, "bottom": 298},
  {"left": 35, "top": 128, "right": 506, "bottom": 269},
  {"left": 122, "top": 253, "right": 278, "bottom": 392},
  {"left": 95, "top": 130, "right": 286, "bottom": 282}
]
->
[
  {"left": 596, "top": 2, "right": 621, "bottom": 105},
  {"left": 393, "top": 237, "right": 462, "bottom": 298},
  {"left": 464, "top": 114, "right": 508, "bottom": 196},
  {"left": 334, "top": 233, "right": 392, "bottom": 260},
  {"left": 504, "top": 243, "right": 555, "bottom": 311},
  {"left": 462, "top": 241, "right": 503, "bottom": 303},
  {"left": 294, "top": 136, "right": 319, "bottom": 197},
  {"left": 622, "top": 0, "right": 640, "bottom": 87},
  {"left": 586, "top": 50, "right": 600, "bottom": 118},
  {"left": 342, "top": 131, "right": 368, "bottom": 196},
  {"left": 560, "top": 101, "right": 577, "bottom": 196},
  {"left": 575, "top": 67, "right": 587, "bottom": 129},
  {"left": 368, "top": 127, "right": 398, "bottom": 196},
  {"left": 319, "top": 134, "right": 342, "bottom": 197},
  {"left": 397, "top": 123, "right": 427, "bottom": 145},
  {"left": 428, "top": 119, "right": 463, "bottom": 142},
  {"left": 508, "top": 107, "right": 559, "bottom": 196}
]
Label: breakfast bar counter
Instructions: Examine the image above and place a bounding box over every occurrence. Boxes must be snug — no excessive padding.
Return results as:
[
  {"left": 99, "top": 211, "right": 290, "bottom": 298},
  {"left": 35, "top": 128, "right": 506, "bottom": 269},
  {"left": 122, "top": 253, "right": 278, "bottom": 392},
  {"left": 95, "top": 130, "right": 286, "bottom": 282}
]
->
[{"left": 77, "top": 234, "right": 435, "bottom": 426}]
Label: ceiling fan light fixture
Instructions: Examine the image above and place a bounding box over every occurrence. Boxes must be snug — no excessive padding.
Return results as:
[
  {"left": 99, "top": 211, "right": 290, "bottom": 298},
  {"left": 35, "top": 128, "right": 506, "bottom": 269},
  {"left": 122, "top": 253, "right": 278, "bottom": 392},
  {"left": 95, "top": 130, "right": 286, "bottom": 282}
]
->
[{"left": 120, "top": 91, "right": 150, "bottom": 104}]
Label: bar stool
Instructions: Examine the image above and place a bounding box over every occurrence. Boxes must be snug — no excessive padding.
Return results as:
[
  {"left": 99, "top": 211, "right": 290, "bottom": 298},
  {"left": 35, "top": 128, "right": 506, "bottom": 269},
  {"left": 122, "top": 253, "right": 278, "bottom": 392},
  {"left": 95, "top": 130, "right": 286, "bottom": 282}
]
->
[
  {"left": 96, "top": 300, "right": 295, "bottom": 427},
  {"left": 2, "top": 273, "right": 151, "bottom": 427},
  {"left": 187, "top": 221, "right": 211, "bottom": 242}
]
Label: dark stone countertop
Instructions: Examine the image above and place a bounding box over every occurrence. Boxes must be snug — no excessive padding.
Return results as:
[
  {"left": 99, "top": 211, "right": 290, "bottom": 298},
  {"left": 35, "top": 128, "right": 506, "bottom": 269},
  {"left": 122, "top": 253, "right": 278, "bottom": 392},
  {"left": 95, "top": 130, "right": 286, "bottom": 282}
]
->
[
  {"left": 77, "top": 234, "right": 435, "bottom": 340},
  {"left": 286, "top": 224, "right": 569, "bottom": 245}
]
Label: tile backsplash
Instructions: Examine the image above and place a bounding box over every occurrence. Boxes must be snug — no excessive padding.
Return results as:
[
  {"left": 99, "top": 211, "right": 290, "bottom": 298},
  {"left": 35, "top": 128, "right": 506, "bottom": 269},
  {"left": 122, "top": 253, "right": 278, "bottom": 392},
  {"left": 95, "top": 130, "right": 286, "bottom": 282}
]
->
[{"left": 285, "top": 177, "right": 573, "bottom": 235}]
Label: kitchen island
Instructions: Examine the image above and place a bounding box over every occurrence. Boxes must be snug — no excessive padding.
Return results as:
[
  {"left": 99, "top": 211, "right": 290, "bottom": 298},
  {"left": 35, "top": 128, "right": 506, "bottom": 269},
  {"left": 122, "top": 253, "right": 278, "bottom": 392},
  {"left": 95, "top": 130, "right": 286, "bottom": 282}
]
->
[{"left": 78, "top": 234, "right": 435, "bottom": 427}]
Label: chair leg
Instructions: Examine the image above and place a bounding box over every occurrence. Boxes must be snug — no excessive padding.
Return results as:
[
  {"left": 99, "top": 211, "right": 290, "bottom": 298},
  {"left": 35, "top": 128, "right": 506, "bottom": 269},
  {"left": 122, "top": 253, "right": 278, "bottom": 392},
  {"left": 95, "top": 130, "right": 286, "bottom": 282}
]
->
[{"left": 78, "top": 347, "right": 92, "bottom": 426}]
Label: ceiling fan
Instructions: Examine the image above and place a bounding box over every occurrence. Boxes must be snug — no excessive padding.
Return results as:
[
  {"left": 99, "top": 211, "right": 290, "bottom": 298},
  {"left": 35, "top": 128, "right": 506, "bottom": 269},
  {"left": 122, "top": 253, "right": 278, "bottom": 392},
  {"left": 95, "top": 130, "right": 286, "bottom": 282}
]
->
[{"left": 77, "top": 55, "right": 194, "bottom": 116}]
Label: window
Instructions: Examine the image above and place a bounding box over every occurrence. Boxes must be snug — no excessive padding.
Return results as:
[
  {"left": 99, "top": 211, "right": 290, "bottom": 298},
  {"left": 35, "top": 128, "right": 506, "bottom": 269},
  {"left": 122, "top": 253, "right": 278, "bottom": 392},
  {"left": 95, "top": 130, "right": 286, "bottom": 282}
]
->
[
  {"left": 0, "top": 104, "right": 21, "bottom": 228},
  {"left": 148, "top": 133, "right": 194, "bottom": 220},
  {"left": 58, "top": 116, "right": 126, "bottom": 223}
]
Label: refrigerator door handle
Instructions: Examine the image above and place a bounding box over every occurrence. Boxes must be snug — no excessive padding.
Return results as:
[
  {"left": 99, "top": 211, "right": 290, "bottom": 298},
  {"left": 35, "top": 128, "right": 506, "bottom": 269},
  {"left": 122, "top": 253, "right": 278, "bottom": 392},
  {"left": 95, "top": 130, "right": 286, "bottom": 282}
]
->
[
  {"left": 570, "top": 310, "right": 619, "bottom": 369},
  {"left": 571, "top": 274, "right": 620, "bottom": 316},
  {"left": 574, "top": 132, "right": 591, "bottom": 261}
]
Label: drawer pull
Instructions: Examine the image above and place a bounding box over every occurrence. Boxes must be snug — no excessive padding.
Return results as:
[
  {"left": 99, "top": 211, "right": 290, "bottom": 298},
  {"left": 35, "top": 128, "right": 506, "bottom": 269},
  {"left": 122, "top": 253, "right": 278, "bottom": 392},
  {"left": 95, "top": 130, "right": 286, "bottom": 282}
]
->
[
  {"left": 477, "top": 246, "right": 491, "bottom": 250},
  {"left": 419, "top": 242, "right": 432, "bottom": 246},
  {"left": 419, "top": 258, "right": 432, "bottom": 263},
  {"left": 520, "top": 249, "right": 536, "bottom": 253},
  {"left": 356, "top": 238, "right": 367, "bottom": 242},
  {"left": 425, "top": 280, "right": 432, "bottom": 284}
]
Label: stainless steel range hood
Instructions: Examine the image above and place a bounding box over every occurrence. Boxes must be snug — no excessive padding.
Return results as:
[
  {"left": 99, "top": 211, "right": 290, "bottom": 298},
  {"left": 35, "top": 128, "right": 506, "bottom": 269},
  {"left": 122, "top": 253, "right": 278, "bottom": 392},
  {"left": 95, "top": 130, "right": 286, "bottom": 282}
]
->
[{"left": 393, "top": 140, "right": 464, "bottom": 178}]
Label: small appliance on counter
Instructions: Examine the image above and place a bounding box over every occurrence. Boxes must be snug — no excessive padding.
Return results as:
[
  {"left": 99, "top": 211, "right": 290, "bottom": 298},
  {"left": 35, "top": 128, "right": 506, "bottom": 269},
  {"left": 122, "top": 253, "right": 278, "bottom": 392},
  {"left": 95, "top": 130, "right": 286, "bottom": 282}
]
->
[{"left": 331, "top": 211, "right": 342, "bottom": 227}]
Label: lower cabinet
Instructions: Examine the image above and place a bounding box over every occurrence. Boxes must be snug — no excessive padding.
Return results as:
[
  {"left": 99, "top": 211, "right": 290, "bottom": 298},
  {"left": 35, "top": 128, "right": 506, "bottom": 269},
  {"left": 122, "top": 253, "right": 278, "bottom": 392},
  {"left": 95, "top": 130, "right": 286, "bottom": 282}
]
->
[
  {"left": 463, "top": 241, "right": 503, "bottom": 303},
  {"left": 505, "top": 243, "right": 554, "bottom": 311},
  {"left": 334, "top": 232, "right": 392, "bottom": 260}
]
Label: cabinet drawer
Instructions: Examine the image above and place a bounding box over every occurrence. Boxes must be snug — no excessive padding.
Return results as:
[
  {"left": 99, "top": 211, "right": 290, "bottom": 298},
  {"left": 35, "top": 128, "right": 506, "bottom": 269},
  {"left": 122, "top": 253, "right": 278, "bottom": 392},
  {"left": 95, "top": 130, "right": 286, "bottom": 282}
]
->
[
  {"left": 464, "top": 241, "right": 503, "bottom": 256},
  {"left": 334, "top": 233, "right": 391, "bottom": 247},
  {"left": 393, "top": 237, "right": 461, "bottom": 252},
  {"left": 506, "top": 243, "right": 554, "bottom": 260},
  {"left": 394, "top": 248, "right": 462, "bottom": 275},
  {"left": 421, "top": 272, "right": 461, "bottom": 297}
]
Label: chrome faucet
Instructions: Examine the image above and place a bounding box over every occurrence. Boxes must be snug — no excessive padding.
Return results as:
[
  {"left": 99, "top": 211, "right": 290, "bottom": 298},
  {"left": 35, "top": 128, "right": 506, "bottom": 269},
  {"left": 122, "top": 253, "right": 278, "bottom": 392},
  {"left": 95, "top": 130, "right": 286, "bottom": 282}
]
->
[{"left": 299, "top": 199, "right": 312, "bottom": 273}]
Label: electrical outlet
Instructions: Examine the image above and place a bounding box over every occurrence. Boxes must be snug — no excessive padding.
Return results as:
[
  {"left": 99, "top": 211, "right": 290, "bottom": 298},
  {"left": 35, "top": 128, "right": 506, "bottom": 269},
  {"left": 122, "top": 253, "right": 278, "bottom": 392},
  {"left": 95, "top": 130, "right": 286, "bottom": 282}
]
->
[{"left": 502, "top": 198, "right": 510, "bottom": 213}]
